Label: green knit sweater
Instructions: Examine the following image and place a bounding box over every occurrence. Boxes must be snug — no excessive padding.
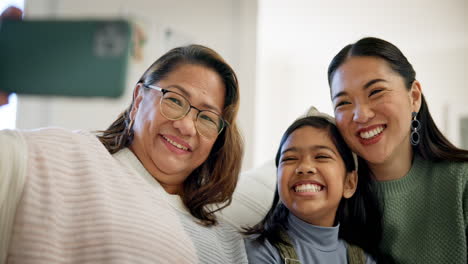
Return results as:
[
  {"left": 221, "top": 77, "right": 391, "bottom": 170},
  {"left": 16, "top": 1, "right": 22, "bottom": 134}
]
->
[{"left": 375, "top": 154, "right": 467, "bottom": 263}]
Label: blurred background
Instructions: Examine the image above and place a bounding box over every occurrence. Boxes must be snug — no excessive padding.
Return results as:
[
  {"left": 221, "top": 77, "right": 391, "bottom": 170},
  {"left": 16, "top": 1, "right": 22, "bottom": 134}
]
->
[{"left": 1, "top": 0, "right": 467, "bottom": 170}]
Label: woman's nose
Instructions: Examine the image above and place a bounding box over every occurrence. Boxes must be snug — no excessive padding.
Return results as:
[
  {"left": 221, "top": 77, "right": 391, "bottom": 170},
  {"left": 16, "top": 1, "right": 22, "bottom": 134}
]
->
[
  {"left": 353, "top": 103, "right": 375, "bottom": 123},
  {"left": 173, "top": 109, "right": 197, "bottom": 137}
]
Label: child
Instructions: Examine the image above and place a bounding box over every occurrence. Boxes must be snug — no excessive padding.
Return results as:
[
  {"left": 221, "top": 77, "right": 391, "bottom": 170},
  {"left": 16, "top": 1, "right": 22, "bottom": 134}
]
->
[{"left": 244, "top": 107, "right": 390, "bottom": 263}]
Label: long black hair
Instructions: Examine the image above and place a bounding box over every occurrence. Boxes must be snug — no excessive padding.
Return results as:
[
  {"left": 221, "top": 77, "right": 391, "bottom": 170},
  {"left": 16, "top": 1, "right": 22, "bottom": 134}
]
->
[
  {"left": 244, "top": 116, "right": 392, "bottom": 262},
  {"left": 328, "top": 37, "right": 468, "bottom": 162}
]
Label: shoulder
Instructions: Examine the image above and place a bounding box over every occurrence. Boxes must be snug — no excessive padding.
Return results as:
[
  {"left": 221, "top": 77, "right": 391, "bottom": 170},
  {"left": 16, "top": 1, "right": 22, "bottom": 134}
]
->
[
  {"left": 210, "top": 218, "right": 245, "bottom": 243},
  {"left": 18, "top": 127, "right": 108, "bottom": 155},
  {"left": 19, "top": 127, "right": 97, "bottom": 143},
  {"left": 216, "top": 218, "right": 243, "bottom": 234},
  {"left": 0, "top": 129, "right": 26, "bottom": 148},
  {"left": 434, "top": 160, "right": 468, "bottom": 187},
  {"left": 445, "top": 159, "right": 468, "bottom": 177},
  {"left": 11, "top": 127, "right": 116, "bottom": 177},
  {"left": 0, "top": 130, "right": 29, "bottom": 262},
  {"left": 431, "top": 158, "right": 468, "bottom": 171},
  {"left": 0, "top": 129, "right": 28, "bottom": 171},
  {"left": 415, "top": 156, "right": 468, "bottom": 185},
  {"left": 416, "top": 158, "right": 468, "bottom": 204},
  {"left": 0, "top": 128, "right": 29, "bottom": 179},
  {"left": 214, "top": 220, "right": 248, "bottom": 257},
  {"left": 244, "top": 235, "right": 281, "bottom": 264}
]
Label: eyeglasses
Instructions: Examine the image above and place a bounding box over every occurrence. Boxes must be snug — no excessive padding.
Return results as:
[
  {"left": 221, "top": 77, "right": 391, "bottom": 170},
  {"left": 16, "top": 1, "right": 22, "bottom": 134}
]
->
[{"left": 144, "top": 84, "right": 226, "bottom": 139}]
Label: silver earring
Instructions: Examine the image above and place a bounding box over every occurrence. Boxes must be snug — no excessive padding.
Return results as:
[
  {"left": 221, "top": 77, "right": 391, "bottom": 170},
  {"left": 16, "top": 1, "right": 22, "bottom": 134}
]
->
[{"left": 410, "top": 112, "right": 420, "bottom": 146}]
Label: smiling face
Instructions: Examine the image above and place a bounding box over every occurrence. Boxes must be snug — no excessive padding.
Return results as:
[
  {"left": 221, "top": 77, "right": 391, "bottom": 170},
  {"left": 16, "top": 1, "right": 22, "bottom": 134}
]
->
[
  {"left": 330, "top": 56, "right": 421, "bottom": 167},
  {"left": 129, "top": 63, "right": 225, "bottom": 194},
  {"left": 277, "top": 126, "right": 357, "bottom": 227}
]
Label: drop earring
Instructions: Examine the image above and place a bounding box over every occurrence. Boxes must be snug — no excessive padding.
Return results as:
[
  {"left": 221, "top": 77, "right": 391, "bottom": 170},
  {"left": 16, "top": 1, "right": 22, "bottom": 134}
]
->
[{"left": 410, "top": 112, "right": 420, "bottom": 146}]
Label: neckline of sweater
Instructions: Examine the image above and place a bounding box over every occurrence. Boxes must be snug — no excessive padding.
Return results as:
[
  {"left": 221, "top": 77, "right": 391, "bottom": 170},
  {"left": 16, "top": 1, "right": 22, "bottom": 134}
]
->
[{"left": 112, "top": 148, "right": 192, "bottom": 216}]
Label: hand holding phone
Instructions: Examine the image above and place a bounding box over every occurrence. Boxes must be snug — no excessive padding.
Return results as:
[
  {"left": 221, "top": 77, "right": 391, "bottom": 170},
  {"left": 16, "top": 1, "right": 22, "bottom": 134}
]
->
[
  {"left": 0, "top": 17, "right": 132, "bottom": 99},
  {"left": 0, "top": 6, "right": 22, "bottom": 106}
]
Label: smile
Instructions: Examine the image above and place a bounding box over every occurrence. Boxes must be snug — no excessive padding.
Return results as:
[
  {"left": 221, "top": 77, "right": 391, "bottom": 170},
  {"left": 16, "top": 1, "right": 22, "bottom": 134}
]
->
[
  {"left": 294, "top": 183, "right": 323, "bottom": 193},
  {"left": 162, "top": 135, "right": 189, "bottom": 151},
  {"left": 359, "top": 125, "right": 385, "bottom": 139}
]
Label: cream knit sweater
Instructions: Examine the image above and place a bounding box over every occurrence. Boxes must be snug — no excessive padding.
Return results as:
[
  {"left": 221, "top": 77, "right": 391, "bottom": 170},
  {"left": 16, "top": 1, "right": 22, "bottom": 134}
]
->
[{"left": 0, "top": 128, "right": 247, "bottom": 264}]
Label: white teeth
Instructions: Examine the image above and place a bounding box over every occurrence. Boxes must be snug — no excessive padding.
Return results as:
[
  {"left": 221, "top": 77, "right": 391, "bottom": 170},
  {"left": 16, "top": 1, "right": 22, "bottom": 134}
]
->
[
  {"left": 163, "top": 136, "right": 189, "bottom": 151},
  {"left": 294, "top": 184, "right": 323, "bottom": 193},
  {"left": 360, "top": 126, "right": 384, "bottom": 139}
]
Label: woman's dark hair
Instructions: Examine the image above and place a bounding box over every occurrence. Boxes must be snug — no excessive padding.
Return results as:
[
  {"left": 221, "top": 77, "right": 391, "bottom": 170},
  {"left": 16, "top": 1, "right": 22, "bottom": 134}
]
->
[
  {"left": 244, "top": 116, "right": 391, "bottom": 262},
  {"left": 328, "top": 37, "right": 468, "bottom": 162},
  {"left": 97, "top": 44, "right": 244, "bottom": 226}
]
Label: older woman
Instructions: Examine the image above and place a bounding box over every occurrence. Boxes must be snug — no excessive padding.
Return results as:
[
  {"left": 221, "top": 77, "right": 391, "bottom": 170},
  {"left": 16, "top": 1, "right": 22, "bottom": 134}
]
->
[
  {"left": 328, "top": 37, "right": 468, "bottom": 263},
  {"left": 0, "top": 45, "right": 246, "bottom": 263}
]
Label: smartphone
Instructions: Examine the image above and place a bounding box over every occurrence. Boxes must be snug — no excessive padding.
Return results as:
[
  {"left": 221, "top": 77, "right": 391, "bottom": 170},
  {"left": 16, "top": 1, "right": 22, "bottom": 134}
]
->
[{"left": 0, "top": 19, "right": 132, "bottom": 98}]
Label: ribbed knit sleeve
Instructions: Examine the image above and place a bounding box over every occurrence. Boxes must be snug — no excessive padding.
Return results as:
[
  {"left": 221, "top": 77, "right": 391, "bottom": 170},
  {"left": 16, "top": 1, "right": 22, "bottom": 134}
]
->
[
  {"left": 0, "top": 130, "right": 28, "bottom": 264},
  {"left": 376, "top": 155, "right": 468, "bottom": 263},
  {"left": 5, "top": 128, "right": 199, "bottom": 263}
]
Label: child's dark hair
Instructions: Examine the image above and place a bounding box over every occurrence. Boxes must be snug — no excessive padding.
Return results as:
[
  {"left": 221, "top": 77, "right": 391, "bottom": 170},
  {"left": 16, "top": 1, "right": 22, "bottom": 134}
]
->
[{"left": 244, "top": 116, "right": 393, "bottom": 263}]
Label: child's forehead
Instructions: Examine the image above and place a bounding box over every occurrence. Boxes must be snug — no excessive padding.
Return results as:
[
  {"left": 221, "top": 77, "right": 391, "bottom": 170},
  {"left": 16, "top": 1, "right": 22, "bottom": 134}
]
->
[{"left": 283, "top": 126, "right": 337, "bottom": 151}]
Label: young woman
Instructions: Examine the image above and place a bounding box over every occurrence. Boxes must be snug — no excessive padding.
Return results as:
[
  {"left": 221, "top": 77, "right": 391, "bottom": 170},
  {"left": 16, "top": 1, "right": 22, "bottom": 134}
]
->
[
  {"left": 0, "top": 45, "right": 246, "bottom": 263},
  {"left": 328, "top": 37, "right": 468, "bottom": 263},
  {"left": 244, "top": 108, "right": 388, "bottom": 263}
]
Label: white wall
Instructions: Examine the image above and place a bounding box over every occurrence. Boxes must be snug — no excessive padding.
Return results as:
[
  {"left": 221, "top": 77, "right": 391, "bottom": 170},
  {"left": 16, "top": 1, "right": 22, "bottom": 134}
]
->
[
  {"left": 254, "top": 0, "right": 468, "bottom": 167},
  {"left": 20, "top": 0, "right": 258, "bottom": 169}
]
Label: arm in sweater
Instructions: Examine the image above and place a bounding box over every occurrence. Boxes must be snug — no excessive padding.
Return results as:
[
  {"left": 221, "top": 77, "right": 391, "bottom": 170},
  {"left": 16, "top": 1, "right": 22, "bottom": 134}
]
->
[{"left": 0, "top": 130, "right": 28, "bottom": 264}]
